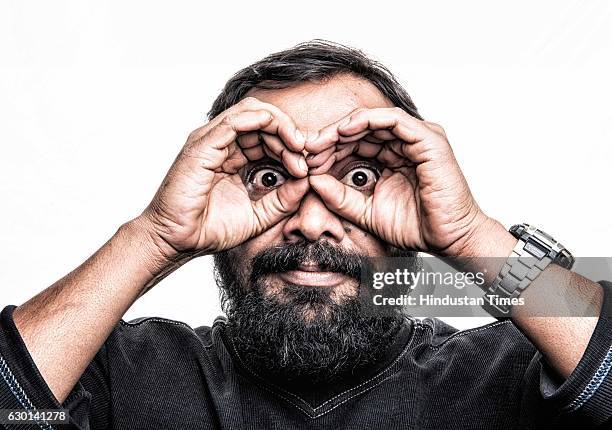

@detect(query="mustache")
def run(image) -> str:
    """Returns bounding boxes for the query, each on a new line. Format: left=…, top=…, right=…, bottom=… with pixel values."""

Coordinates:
left=249, top=240, right=363, bottom=284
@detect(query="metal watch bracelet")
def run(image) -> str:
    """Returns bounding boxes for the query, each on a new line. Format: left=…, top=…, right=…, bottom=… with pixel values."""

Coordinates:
left=482, top=224, right=574, bottom=317
left=483, top=238, right=552, bottom=316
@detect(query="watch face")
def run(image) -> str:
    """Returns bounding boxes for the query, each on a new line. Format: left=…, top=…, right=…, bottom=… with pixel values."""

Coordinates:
left=512, top=223, right=574, bottom=269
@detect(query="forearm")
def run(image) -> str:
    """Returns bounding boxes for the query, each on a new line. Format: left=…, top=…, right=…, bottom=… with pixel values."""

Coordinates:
left=511, top=265, right=603, bottom=378
left=12, top=218, right=172, bottom=403
left=449, top=217, right=604, bottom=378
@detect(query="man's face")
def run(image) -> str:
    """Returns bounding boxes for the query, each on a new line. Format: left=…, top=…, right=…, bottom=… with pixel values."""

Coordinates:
left=231, top=74, right=397, bottom=302
left=214, top=74, right=414, bottom=384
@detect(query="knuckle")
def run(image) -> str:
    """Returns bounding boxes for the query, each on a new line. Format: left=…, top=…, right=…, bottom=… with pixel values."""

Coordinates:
left=187, top=130, right=199, bottom=142
left=239, top=96, right=259, bottom=108
left=392, top=106, right=406, bottom=116
left=427, top=122, right=446, bottom=136
left=352, top=107, right=368, bottom=117
left=179, top=143, right=196, bottom=160
left=257, top=109, right=274, bottom=122
left=221, top=113, right=236, bottom=128
left=187, top=125, right=207, bottom=142
left=181, top=136, right=204, bottom=154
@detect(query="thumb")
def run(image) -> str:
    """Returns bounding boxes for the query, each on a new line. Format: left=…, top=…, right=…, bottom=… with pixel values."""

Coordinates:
left=251, top=178, right=310, bottom=233
left=308, top=174, right=371, bottom=228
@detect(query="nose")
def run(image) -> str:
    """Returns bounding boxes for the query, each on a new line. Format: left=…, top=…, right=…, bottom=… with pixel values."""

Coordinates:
left=282, top=191, right=346, bottom=243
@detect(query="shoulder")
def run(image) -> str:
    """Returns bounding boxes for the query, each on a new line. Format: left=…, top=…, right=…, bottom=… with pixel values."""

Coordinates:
left=411, top=317, right=536, bottom=360
left=402, top=318, right=538, bottom=395
left=107, top=315, right=225, bottom=354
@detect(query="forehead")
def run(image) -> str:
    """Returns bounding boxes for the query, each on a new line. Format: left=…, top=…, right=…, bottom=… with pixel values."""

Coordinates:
left=245, top=74, right=395, bottom=132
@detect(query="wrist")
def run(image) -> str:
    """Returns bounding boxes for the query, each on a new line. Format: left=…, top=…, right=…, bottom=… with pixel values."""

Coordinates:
left=119, top=217, right=179, bottom=278
left=444, top=214, right=518, bottom=286
left=456, top=215, right=516, bottom=259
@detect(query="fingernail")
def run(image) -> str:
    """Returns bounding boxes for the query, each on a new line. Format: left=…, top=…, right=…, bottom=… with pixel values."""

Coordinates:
left=295, top=129, right=306, bottom=145
left=298, top=157, right=308, bottom=172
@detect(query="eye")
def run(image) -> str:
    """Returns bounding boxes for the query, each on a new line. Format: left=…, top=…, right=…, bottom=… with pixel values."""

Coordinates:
left=248, top=167, right=287, bottom=190
left=341, top=165, right=380, bottom=190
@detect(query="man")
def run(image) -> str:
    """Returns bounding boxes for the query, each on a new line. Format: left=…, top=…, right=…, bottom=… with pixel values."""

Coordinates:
left=0, top=41, right=610, bottom=429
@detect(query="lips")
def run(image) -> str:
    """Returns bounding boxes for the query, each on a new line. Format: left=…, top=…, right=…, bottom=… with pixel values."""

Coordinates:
left=295, top=261, right=325, bottom=272
left=277, top=261, right=355, bottom=287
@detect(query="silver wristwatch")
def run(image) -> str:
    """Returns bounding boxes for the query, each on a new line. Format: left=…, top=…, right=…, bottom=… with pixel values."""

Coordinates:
left=484, top=223, right=575, bottom=316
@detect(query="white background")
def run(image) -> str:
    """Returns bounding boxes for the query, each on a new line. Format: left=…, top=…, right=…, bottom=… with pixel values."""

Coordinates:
left=1, top=1, right=611, bottom=330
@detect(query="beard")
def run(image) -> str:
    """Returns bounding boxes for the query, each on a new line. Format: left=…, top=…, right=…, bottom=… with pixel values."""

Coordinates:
left=214, top=240, right=419, bottom=385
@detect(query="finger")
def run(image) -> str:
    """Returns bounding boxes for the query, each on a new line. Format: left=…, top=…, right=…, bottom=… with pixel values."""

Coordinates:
left=213, top=96, right=307, bottom=152
left=242, top=145, right=265, bottom=162
left=377, top=146, right=406, bottom=168
left=362, top=134, right=385, bottom=144
left=258, top=132, right=285, bottom=154
left=220, top=145, right=248, bottom=174
left=305, top=146, right=336, bottom=168
left=333, top=142, right=359, bottom=162
left=308, top=174, right=371, bottom=228
left=282, top=150, right=308, bottom=178
left=251, top=178, right=310, bottom=233
left=304, top=107, right=370, bottom=153
left=261, top=117, right=306, bottom=152
left=337, top=130, right=370, bottom=143
left=185, top=110, right=274, bottom=170
left=192, top=95, right=305, bottom=146
left=304, top=120, right=340, bottom=153
left=337, top=108, right=453, bottom=165
left=260, top=134, right=307, bottom=178
left=423, top=121, right=447, bottom=137
left=355, top=141, right=383, bottom=158
left=236, top=131, right=261, bottom=149
left=186, top=97, right=272, bottom=142
left=262, top=145, right=281, bottom=163
left=337, top=108, right=428, bottom=144
left=370, top=129, right=396, bottom=141
left=308, top=154, right=336, bottom=175
left=244, top=100, right=306, bottom=152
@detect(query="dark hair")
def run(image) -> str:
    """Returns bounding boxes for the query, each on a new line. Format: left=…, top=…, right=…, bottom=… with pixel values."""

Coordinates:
left=208, top=40, right=421, bottom=120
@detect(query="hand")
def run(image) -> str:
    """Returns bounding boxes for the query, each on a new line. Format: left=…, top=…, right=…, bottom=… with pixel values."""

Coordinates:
left=138, top=97, right=310, bottom=259
left=305, top=107, right=491, bottom=257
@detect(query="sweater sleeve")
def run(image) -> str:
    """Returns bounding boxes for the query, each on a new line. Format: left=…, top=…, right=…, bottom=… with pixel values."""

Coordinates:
left=538, top=281, right=612, bottom=427
left=0, top=305, right=111, bottom=430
